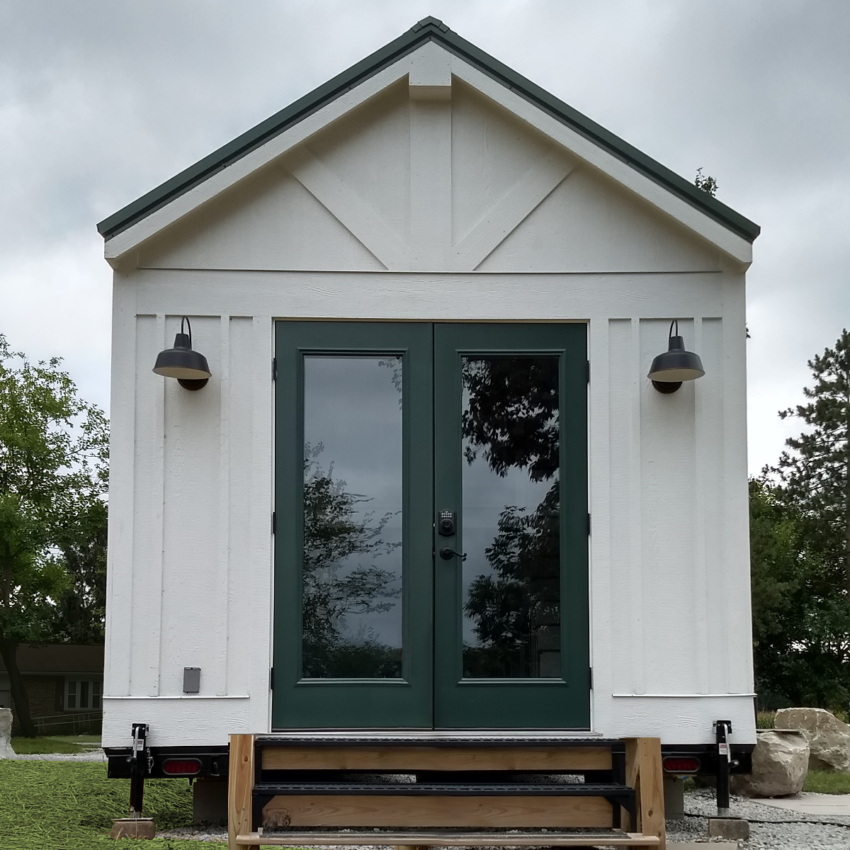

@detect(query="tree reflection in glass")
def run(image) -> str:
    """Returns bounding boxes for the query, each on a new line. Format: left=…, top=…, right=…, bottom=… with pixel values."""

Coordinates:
left=461, top=355, right=561, bottom=678
left=301, top=356, right=403, bottom=679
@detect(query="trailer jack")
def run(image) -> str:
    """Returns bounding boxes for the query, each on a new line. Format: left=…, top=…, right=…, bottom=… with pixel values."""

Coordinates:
left=109, top=723, right=156, bottom=840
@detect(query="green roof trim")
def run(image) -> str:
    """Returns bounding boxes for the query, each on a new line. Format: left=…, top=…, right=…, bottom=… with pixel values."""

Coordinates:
left=98, top=17, right=760, bottom=243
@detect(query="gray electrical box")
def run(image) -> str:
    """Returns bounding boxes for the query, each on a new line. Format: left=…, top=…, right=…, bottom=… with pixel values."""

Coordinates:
left=183, top=667, right=201, bottom=694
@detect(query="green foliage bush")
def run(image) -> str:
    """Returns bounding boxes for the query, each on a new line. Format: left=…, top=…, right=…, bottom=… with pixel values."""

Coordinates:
left=0, top=761, right=213, bottom=848
left=756, top=711, right=775, bottom=729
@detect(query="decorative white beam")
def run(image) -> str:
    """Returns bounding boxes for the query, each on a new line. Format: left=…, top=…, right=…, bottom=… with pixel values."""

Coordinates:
left=453, top=150, right=575, bottom=271
left=285, top=148, right=409, bottom=271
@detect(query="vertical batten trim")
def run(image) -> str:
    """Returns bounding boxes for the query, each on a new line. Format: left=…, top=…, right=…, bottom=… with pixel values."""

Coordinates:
left=692, top=317, right=710, bottom=694
left=630, top=318, right=645, bottom=695
left=149, top=313, right=167, bottom=698
left=723, top=277, right=750, bottom=693
left=409, top=99, right=452, bottom=270
left=218, top=316, right=231, bottom=695
left=104, top=282, right=136, bottom=696
left=588, top=319, right=609, bottom=725
left=250, top=316, right=274, bottom=731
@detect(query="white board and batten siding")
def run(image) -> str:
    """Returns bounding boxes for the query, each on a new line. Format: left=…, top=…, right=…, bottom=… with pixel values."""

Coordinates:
left=103, top=39, right=755, bottom=747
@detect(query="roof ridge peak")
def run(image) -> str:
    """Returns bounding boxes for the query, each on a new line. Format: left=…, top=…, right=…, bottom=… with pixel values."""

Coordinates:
left=412, top=17, right=449, bottom=33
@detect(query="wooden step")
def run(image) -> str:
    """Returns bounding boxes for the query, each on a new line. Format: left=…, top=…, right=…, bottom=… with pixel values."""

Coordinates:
left=260, top=792, right=616, bottom=829
left=234, top=829, right=661, bottom=847
left=257, top=735, right=620, bottom=773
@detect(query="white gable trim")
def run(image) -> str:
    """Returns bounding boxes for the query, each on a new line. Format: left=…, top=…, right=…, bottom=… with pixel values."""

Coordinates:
left=449, top=59, right=752, bottom=265
left=104, top=59, right=414, bottom=264
left=105, top=42, right=751, bottom=266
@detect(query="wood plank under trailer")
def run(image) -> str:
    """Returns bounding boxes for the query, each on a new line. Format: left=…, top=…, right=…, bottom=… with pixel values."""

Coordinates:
left=234, top=830, right=661, bottom=847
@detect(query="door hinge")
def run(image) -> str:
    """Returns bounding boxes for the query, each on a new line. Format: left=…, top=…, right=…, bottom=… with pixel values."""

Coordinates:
left=272, top=357, right=277, bottom=382
left=269, top=667, right=274, bottom=691
left=586, top=360, right=590, bottom=383
left=587, top=513, right=591, bottom=536
left=272, top=512, right=276, bottom=535
left=589, top=667, right=593, bottom=689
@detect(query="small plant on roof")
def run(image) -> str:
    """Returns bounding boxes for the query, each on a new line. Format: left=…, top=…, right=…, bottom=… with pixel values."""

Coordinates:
left=694, top=167, right=719, bottom=197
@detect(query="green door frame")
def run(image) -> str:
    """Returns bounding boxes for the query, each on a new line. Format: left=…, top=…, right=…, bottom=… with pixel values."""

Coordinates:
left=272, top=321, right=589, bottom=730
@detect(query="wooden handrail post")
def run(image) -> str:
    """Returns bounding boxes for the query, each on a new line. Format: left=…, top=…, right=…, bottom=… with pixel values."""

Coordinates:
left=229, top=734, right=256, bottom=850
left=624, top=738, right=665, bottom=850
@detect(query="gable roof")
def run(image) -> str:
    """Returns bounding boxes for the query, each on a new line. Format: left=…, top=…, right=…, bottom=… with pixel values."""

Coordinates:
left=97, top=17, right=759, bottom=245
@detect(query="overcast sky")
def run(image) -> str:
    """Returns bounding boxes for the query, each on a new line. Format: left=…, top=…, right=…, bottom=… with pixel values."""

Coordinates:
left=1, top=0, right=847, bottom=475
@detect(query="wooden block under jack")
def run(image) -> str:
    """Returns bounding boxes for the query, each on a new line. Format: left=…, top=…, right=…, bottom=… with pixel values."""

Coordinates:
left=110, top=817, right=156, bottom=839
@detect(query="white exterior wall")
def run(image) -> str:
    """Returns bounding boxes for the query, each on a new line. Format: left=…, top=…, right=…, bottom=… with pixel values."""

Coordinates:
left=103, top=42, right=755, bottom=748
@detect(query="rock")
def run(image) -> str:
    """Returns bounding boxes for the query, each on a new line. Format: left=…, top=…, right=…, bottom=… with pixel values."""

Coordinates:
left=0, top=709, right=14, bottom=758
left=775, top=707, right=850, bottom=773
left=731, top=730, right=809, bottom=797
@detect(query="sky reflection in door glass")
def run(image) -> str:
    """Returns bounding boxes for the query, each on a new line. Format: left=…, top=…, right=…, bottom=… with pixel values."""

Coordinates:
left=461, top=355, right=561, bottom=679
left=301, top=355, right=403, bottom=679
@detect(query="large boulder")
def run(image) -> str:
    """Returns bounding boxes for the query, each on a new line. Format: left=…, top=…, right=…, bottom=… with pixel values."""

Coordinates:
left=0, top=709, right=14, bottom=758
left=731, top=730, right=809, bottom=798
left=775, top=707, right=850, bottom=773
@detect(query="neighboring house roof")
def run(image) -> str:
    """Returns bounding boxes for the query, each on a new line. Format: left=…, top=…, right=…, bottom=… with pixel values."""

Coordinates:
left=97, top=17, right=759, bottom=245
left=0, top=644, right=104, bottom=676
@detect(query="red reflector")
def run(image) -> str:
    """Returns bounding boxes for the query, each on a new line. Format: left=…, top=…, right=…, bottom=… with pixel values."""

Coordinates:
left=162, top=758, right=202, bottom=776
left=662, top=756, right=700, bottom=773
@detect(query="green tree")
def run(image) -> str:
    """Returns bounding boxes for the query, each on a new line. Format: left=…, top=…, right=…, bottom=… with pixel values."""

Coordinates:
left=776, top=329, right=850, bottom=600
left=749, top=477, right=850, bottom=707
left=0, top=335, right=108, bottom=736
left=752, top=330, right=850, bottom=708
left=50, top=496, right=108, bottom=644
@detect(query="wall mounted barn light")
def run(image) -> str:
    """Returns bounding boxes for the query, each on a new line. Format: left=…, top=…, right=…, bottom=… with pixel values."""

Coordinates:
left=152, top=317, right=211, bottom=391
left=648, top=320, right=705, bottom=394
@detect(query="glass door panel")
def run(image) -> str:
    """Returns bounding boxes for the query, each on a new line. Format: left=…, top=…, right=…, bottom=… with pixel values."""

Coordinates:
left=434, top=324, right=588, bottom=729
left=273, top=322, right=433, bottom=729
left=461, top=355, right=561, bottom=680
left=302, top=355, right=404, bottom=679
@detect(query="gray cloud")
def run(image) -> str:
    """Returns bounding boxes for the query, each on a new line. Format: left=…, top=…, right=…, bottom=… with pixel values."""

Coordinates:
left=1, top=0, right=847, bottom=472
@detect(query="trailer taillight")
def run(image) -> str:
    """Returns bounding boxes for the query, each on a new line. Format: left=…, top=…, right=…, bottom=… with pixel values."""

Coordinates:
left=162, top=758, right=202, bottom=776
left=662, top=756, right=700, bottom=774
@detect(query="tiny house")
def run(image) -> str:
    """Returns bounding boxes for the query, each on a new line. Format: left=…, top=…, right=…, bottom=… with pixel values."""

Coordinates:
left=99, top=17, right=759, bottom=824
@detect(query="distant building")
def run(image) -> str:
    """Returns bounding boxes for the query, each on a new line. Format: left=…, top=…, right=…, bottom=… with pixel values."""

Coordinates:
left=0, top=644, right=104, bottom=735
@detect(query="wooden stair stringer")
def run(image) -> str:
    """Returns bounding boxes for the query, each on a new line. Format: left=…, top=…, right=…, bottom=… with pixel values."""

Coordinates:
left=227, top=734, right=667, bottom=850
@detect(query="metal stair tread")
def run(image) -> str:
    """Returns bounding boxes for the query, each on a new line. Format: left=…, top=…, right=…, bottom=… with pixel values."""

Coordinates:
left=255, top=735, right=622, bottom=748
left=252, top=781, right=635, bottom=796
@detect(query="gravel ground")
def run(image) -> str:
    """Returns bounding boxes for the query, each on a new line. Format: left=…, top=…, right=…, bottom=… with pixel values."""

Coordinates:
left=157, top=789, right=850, bottom=847
left=669, top=788, right=850, bottom=848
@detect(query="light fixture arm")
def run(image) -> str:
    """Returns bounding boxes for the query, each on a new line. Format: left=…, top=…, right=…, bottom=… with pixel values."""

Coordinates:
left=181, top=316, right=193, bottom=348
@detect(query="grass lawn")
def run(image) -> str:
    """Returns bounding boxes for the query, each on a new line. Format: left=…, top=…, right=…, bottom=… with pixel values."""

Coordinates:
left=0, top=760, right=222, bottom=848
left=10, top=737, right=89, bottom=755
left=803, top=769, right=850, bottom=794
left=10, top=735, right=103, bottom=755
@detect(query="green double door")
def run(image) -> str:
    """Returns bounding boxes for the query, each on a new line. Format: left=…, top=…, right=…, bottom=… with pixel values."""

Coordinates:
left=273, top=322, right=589, bottom=730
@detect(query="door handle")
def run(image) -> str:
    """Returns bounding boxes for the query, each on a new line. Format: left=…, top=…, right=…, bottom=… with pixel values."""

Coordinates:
left=439, top=547, right=467, bottom=562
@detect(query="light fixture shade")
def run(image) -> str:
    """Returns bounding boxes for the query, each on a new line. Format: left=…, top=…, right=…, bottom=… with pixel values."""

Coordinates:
left=647, top=335, right=705, bottom=383
left=153, top=318, right=211, bottom=390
